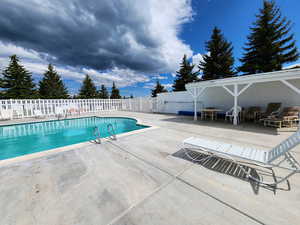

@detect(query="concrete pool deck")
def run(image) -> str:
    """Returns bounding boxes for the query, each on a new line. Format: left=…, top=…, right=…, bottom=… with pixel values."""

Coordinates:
left=0, top=112, right=299, bottom=225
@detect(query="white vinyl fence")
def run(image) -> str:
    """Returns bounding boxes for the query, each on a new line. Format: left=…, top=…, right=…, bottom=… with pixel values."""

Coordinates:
left=122, top=97, right=157, bottom=113
left=0, top=98, right=156, bottom=119
left=0, top=99, right=123, bottom=118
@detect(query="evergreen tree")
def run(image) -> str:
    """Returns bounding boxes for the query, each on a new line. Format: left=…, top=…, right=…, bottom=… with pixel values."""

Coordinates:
left=78, top=74, right=97, bottom=98
left=130, top=94, right=134, bottom=99
left=110, top=82, right=121, bottom=99
left=97, top=84, right=109, bottom=99
left=0, top=77, right=3, bottom=99
left=1, top=55, right=37, bottom=99
left=39, top=64, right=68, bottom=99
left=0, top=73, right=3, bottom=98
left=172, top=55, right=198, bottom=91
left=239, top=0, right=299, bottom=74
left=199, top=27, right=235, bottom=80
left=151, top=80, right=167, bottom=97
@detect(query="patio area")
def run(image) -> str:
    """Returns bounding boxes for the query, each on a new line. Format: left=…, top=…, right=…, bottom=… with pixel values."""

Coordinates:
left=0, top=111, right=299, bottom=225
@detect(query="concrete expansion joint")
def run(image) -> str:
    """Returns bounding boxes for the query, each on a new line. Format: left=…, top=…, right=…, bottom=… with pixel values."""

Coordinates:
left=105, top=140, right=266, bottom=225
left=105, top=140, right=194, bottom=225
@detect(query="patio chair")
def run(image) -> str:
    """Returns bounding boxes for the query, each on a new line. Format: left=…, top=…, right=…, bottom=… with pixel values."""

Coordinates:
left=33, top=109, right=45, bottom=118
left=244, top=106, right=261, bottom=122
left=55, top=107, right=67, bottom=119
left=182, top=130, right=300, bottom=189
left=262, top=107, right=300, bottom=128
left=225, top=106, right=242, bottom=124
left=0, top=109, right=13, bottom=120
left=12, top=105, right=24, bottom=118
left=260, top=102, right=282, bottom=119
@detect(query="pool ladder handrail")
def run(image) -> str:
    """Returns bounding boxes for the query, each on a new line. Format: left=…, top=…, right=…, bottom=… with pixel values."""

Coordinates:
left=107, top=123, right=117, bottom=140
left=93, top=126, right=101, bottom=144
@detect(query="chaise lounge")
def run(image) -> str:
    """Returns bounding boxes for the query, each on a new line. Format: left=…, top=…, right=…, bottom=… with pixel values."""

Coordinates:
left=182, top=129, right=300, bottom=189
left=260, top=102, right=282, bottom=120
left=261, top=106, right=300, bottom=128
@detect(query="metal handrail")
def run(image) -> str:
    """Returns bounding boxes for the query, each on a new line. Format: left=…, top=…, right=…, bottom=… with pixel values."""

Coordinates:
left=93, top=126, right=101, bottom=144
left=107, top=123, right=117, bottom=140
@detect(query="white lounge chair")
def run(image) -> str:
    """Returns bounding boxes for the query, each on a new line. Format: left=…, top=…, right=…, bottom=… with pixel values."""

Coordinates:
left=183, top=130, right=300, bottom=189
left=33, top=109, right=45, bottom=118
left=55, top=107, right=67, bottom=119
left=12, top=105, right=24, bottom=118
left=0, top=109, right=13, bottom=120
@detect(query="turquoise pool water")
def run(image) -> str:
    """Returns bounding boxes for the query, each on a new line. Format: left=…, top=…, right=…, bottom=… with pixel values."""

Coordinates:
left=0, top=117, right=148, bottom=160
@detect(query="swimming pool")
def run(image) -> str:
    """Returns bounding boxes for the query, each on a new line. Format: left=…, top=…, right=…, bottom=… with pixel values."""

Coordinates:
left=0, top=117, right=148, bottom=160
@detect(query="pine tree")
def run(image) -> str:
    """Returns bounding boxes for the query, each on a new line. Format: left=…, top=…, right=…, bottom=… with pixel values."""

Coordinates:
left=199, top=27, right=235, bottom=80
left=97, top=84, right=109, bottom=99
left=0, top=77, right=4, bottom=99
left=78, top=75, right=97, bottom=98
left=2, top=55, right=37, bottom=99
left=130, top=94, right=134, bottom=99
left=172, top=55, right=198, bottom=91
left=39, top=64, right=68, bottom=99
left=0, top=74, right=3, bottom=98
left=239, top=0, right=299, bottom=74
left=110, top=82, right=121, bottom=99
left=151, top=80, right=167, bottom=97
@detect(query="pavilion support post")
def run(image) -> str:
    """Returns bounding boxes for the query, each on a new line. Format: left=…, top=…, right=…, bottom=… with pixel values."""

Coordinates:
left=223, top=83, right=252, bottom=125
left=233, top=84, right=238, bottom=125
left=194, top=98, right=197, bottom=121
left=186, top=87, right=206, bottom=121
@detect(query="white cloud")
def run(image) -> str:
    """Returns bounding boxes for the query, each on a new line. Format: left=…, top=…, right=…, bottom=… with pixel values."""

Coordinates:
left=0, top=0, right=195, bottom=93
left=147, top=0, right=194, bottom=72
left=0, top=0, right=194, bottom=75
left=192, top=53, right=204, bottom=66
left=192, top=52, right=208, bottom=73
left=152, top=74, right=167, bottom=80
left=143, top=82, right=155, bottom=89
left=163, top=83, right=173, bottom=89
left=171, top=72, right=177, bottom=77
left=143, top=82, right=172, bottom=90
left=82, top=67, right=150, bottom=87
left=0, top=42, right=149, bottom=87
left=0, top=41, right=41, bottom=61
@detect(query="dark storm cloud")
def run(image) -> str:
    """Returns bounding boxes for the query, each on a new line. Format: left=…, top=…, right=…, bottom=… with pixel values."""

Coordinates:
left=0, top=0, right=168, bottom=72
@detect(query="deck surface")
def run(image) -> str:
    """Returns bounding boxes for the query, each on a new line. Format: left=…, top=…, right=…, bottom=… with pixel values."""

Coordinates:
left=0, top=112, right=299, bottom=225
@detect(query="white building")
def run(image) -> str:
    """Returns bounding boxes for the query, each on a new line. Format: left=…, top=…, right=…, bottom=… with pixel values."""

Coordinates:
left=156, top=69, right=300, bottom=125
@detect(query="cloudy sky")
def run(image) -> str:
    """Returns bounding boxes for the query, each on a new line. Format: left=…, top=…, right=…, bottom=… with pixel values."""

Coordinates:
left=0, top=0, right=300, bottom=96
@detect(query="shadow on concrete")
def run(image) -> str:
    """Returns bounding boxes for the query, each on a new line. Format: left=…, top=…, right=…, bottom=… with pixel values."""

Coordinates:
left=172, top=148, right=289, bottom=194
left=161, top=115, right=279, bottom=135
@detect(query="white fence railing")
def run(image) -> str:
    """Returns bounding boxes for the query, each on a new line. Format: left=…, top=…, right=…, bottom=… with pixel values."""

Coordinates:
left=0, top=99, right=123, bottom=118
left=0, top=98, right=157, bottom=119
left=122, top=97, right=157, bottom=113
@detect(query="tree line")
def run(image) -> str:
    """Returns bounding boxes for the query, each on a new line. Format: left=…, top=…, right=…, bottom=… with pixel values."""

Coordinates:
left=152, top=0, right=299, bottom=96
left=0, top=55, right=124, bottom=99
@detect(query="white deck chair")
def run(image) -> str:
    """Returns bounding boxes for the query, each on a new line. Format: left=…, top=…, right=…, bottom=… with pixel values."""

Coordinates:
left=55, top=107, right=67, bottom=119
left=12, top=105, right=24, bottom=118
left=0, top=109, right=13, bottom=120
left=225, top=106, right=242, bottom=124
left=183, top=130, right=300, bottom=189
left=67, top=104, right=80, bottom=115
left=33, top=109, right=45, bottom=118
